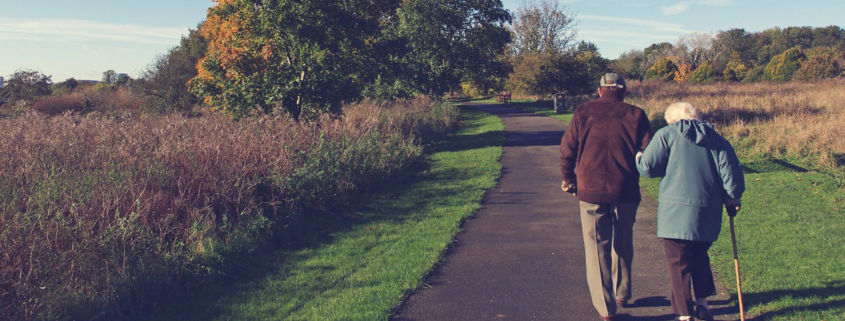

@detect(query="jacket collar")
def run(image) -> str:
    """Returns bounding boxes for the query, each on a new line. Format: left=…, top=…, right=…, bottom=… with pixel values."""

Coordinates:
left=597, top=96, right=623, bottom=103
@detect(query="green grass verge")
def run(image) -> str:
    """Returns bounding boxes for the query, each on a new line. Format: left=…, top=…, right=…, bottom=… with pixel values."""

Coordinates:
left=145, top=106, right=504, bottom=321
left=641, top=162, right=845, bottom=320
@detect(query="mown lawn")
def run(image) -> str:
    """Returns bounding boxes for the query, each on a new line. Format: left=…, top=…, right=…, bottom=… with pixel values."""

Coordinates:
left=146, top=106, right=504, bottom=321
left=640, top=155, right=845, bottom=321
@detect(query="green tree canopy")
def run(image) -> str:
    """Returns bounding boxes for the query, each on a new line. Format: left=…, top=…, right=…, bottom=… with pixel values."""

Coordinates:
left=722, top=51, right=750, bottom=81
left=645, top=58, right=678, bottom=81
left=505, top=1, right=608, bottom=97
left=793, top=46, right=843, bottom=81
left=611, top=50, right=645, bottom=80
left=713, top=28, right=754, bottom=65
left=191, top=0, right=401, bottom=119
left=101, top=70, right=116, bottom=84
left=0, top=70, right=52, bottom=103
left=138, top=26, right=207, bottom=113
left=688, top=61, right=717, bottom=83
left=621, top=25, right=845, bottom=83
left=763, top=47, right=805, bottom=81
left=191, top=0, right=511, bottom=119
left=392, top=0, right=512, bottom=96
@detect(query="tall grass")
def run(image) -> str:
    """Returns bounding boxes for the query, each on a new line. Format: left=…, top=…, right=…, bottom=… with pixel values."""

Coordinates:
left=0, top=97, right=457, bottom=320
left=627, top=79, right=845, bottom=168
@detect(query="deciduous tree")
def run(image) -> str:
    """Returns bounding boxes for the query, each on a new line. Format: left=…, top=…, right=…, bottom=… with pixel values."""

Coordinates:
left=645, top=58, right=678, bottom=81
left=102, top=70, right=116, bottom=84
left=793, top=46, right=843, bottom=81
left=688, top=61, right=717, bottom=83
left=191, top=0, right=511, bottom=119
left=191, top=0, right=401, bottom=119
left=506, top=0, right=606, bottom=97
left=393, top=0, right=512, bottom=96
left=723, top=51, right=750, bottom=81
left=763, top=47, right=805, bottom=81
left=510, top=0, right=577, bottom=55
left=0, top=70, right=52, bottom=103
left=610, top=50, right=645, bottom=80
left=138, top=26, right=207, bottom=112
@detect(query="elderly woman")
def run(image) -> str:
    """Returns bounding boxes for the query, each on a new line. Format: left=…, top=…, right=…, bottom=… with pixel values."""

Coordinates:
left=636, top=102, right=745, bottom=321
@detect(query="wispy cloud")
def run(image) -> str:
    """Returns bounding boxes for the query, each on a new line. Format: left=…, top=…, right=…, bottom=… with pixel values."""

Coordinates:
left=76, top=43, right=100, bottom=58
left=580, top=15, right=697, bottom=34
left=595, top=0, right=651, bottom=7
left=661, top=2, right=692, bottom=15
left=660, top=0, right=735, bottom=15
left=0, top=18, right=187, bottom=45
left=578, top=15, right=701, bottom=57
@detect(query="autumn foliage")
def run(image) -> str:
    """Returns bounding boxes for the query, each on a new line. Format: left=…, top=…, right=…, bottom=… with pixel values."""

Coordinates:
left=191, top=0, right=511, bottom=119
left=614, top=26, right=845, bottom=84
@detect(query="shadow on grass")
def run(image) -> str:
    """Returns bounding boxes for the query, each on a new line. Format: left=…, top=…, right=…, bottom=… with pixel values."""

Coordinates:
left=771, top=159, right=808, bottom=172
left=433, top=130, right=504, bottom=153
left=466, top=100, right=573, bottom=117
left=505, top=100, right=575, bottom=116
left=459, top=104, right=565, bottom=148
left=744, top=281, right=845, bottom=320
left=741, top=158, right=810, bottom=174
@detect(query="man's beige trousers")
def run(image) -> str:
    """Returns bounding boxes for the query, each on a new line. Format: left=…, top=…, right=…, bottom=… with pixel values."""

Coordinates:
left=578, top=201, right=639, bottom=317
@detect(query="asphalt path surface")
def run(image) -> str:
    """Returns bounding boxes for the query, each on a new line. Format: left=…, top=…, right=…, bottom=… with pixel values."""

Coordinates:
left=392, top=103, right=739, bottom=321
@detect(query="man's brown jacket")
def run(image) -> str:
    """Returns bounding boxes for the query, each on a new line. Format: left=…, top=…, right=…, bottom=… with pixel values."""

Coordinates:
left=559, top=96, right=654, bottom=204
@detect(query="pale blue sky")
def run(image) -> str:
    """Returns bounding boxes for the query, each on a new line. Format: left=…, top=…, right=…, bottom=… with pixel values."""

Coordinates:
left=1, top=0, right=843, bottom=81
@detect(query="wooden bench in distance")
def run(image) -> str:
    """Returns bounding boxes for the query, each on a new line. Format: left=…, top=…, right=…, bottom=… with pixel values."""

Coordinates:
left=496, top=92, right=511, bottom=103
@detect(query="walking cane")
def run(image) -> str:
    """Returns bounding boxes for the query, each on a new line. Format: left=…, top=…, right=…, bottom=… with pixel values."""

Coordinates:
left=727, top=205, right=746, bottom=321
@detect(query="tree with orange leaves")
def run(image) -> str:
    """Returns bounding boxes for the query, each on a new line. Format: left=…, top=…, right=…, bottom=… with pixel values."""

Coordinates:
left=191, top=0, right=513, bottom=119
left=673, top=63, right=693, bottom=83
left=191, top=0, right=401, bottom=119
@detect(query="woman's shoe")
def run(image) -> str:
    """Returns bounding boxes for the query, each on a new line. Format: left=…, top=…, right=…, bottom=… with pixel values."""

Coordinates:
left=695, top=305, right=714, bottom=321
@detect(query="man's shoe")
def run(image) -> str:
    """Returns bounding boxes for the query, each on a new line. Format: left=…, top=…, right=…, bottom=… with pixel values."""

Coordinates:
left=600, top=316, right=614, bottom=321
left=673, top=316, right=695, bottom=321
left=615, top=299, right=628, bottom=308
left=694, top=305, right=714, bottom=321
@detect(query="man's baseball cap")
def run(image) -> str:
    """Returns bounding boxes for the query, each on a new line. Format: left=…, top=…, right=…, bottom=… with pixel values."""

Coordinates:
left=600, top=73, right=626, bottom=89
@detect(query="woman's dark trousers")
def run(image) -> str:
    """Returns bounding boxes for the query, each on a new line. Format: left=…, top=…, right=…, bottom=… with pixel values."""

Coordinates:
left=662, top=238, right=717, bottom=316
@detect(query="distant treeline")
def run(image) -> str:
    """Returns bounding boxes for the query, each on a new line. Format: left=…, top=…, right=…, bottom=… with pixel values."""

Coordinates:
left=611, top=26, right=845, bottom=83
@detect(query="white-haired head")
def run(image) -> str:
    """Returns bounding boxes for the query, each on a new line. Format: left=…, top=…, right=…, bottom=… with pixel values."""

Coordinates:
left=664, top=102, right=702, bottom=124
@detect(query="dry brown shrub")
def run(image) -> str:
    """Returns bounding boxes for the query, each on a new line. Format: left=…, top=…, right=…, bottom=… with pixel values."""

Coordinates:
left=31, top=94, right=86, bottom=115
left=626, top=79, right=845, bottom=167
left=0, top=97, right=456, bottom=320
left=81, top=86, right=144, bottom=113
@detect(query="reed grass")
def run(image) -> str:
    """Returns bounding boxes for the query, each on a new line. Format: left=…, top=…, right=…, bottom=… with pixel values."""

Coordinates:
left=0, top=97, right=457, bottom=320
left=627, top=79, right=845, bottom=169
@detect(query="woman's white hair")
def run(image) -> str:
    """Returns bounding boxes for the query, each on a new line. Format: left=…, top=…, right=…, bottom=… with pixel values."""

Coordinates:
left=664, top=102, right=702, bottom=124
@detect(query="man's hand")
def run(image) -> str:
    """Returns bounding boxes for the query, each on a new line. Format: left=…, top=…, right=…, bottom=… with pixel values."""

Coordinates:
left=561, top=180, right=577, bottom=196
left=725, top=198, right=741, bottom=217
left=636, top=151, right=643, bottom=162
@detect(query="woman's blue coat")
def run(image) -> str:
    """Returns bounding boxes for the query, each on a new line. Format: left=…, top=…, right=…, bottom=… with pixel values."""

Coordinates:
left=636, top=119, right=745, bottom=242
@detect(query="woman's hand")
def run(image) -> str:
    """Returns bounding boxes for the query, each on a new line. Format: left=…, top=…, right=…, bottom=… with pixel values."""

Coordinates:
left=725, top=198, right=742, bottom=216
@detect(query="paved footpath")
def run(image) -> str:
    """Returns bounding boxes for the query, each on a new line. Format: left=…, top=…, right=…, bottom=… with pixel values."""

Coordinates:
left=393, top=103, right=738, bottom=321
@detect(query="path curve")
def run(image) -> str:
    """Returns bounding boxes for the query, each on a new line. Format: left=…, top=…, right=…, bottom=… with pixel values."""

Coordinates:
left=392, top=103, right=737, bottom=321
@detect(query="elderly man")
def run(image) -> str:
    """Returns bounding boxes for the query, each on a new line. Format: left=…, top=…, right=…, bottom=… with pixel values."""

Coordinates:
left=559, top=73, right=654, bottom=321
